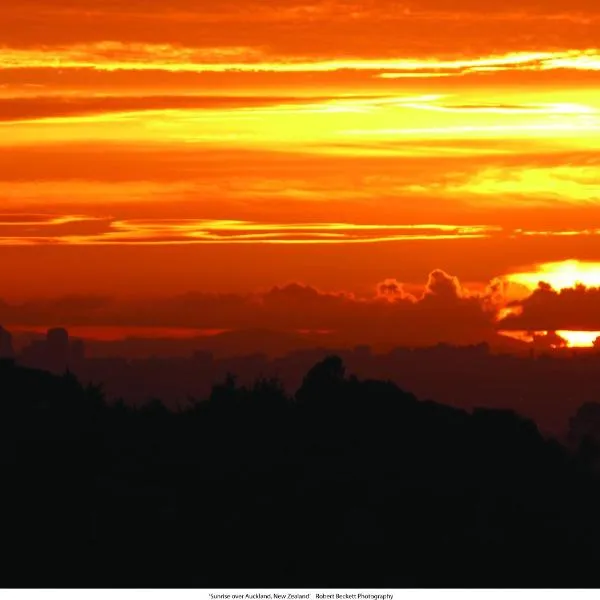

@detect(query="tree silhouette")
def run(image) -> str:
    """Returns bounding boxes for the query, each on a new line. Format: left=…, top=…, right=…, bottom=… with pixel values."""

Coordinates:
left=0, top=357, right=598, bottom=587
left=296, top=354, right=346, bottom=405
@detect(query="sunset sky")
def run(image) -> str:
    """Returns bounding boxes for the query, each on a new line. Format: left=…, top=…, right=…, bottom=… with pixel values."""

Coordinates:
left=2, top=0, right=600, bottom=346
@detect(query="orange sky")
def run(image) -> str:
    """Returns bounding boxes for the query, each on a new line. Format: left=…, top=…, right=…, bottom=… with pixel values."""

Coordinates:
left=1, top=1, right=600, bottom=345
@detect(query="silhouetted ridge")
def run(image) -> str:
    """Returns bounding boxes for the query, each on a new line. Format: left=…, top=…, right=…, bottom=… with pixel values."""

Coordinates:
left=0, top=357, right=599, bottom=587
left=9, top=324, right=600, bottom=434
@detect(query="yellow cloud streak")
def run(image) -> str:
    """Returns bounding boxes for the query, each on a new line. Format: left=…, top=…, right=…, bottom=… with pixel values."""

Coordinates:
left=442, top=165, right=600, bottom=204
left=3, top=96, right=598, bottom=154
left=5, top=219, right=600, bottom=245
left=1, top=44, right=599, bottom=74
left=0, top=217, right=496, bottom=245
left=0, top=214, right=105, bottom=226
left=122, top=220, right=496, bottom=234
left=0, top=234, right=489, bottom=246
left=396, top=102, right=596, bottom=115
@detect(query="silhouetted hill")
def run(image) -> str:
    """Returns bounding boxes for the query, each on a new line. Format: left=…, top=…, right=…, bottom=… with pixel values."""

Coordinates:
left=0, top=357, right=599, bottom=587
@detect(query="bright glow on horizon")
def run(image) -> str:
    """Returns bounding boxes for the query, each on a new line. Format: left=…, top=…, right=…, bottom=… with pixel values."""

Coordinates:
left=557, top=330, right=600, bottom=347
left=504, top=260, right=600, bottom=291
left=499, top=329, right=600, bottom=348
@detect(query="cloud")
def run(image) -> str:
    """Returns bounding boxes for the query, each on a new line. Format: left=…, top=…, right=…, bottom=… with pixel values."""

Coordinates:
left=1, top=44, right=598, bottom=76
left=2, top=2, right=599, bottom=56
left=0, top=214, right=496, bottom=245
left=2, top=141, right=599, bottom=231
left=5, top=0, right=600, bottom=18
left=3, top=212, right=600, bottom=247
left=396, top=0, right=600, bottom=15
left=0, top=269, right=497, bottom=346
left=2, top=90, right=597, bottom=179
left=396, top=101, right=597, bottom=115
left=376, top=279, right=417, bottom=302
left=0, top=94, right=358, bottom=122
left=498, top=283, right=600, bottom=331
left=497, top=261, right=600, bottom=333
left=440, top=165, right=600, bottom=205
left=6, top=266, right=600, bottom=346
left=424, top=269, right=466, bottom=300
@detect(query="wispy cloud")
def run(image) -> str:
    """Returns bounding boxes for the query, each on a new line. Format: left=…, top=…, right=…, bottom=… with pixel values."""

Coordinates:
left=0, top=94, right=365, bottom=122
left=0, top=215, right=498, bottom=245
left=377, top=50, right=600, bottom=78
left=4, top=214, right=600, bottom=246
left=441, top=165, right=600, bottom=205
left=2, top=43, right=599, bottom=76
left=3, top=91, right=598, bottom=158
left=3, top=93, right=595, bottom=125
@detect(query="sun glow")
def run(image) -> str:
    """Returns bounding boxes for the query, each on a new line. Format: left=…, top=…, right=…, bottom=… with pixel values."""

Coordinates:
left=557, top=330, right=600, bottom=347
left=498, top=329, right=600, bottom=348
left=499, top=261, right=600, bottom=349
left=504, top=260, right=600, bottom=291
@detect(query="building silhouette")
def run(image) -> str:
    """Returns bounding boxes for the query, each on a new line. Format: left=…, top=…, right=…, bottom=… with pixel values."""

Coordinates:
left=21, top=327, right=85, bottom=373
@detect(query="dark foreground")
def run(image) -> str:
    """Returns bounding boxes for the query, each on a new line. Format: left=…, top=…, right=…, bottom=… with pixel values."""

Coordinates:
left=1, top=356, right=599, bottom=587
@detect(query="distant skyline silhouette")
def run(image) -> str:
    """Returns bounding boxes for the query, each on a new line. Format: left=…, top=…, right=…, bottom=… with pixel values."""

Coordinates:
left=5, top=323, right=600, bottom=437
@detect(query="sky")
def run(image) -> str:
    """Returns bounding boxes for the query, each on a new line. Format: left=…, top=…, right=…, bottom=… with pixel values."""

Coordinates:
left=1, top=1, right=600, bottom=346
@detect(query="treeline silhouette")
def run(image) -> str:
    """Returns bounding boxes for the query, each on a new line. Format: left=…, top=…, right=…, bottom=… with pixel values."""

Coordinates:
left=1, top=356, right=600, bottom=587
left=10, top=324, right=600, bottom=436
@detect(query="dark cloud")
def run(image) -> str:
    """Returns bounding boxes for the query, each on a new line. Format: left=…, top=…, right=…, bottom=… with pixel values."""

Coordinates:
left=499, top=283, right=600, bottom=330
left=423, top=269, right=466, bottom=301
left=376, top=278, right=416, bottom=301
left=7, top=269, right=600, bottom=345
left=0, top=270, right=496, bottom=346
